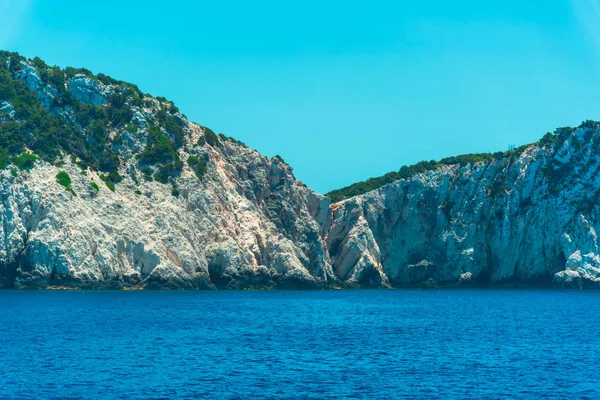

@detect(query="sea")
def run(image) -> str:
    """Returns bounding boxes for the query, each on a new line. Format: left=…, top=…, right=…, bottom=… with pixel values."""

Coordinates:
left=1, top=289, right=599, bottom=399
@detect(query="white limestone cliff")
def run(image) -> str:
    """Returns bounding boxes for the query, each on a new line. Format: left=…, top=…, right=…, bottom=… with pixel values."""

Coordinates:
left=1, top=55, right=599, bottom=289
left=0, top=124, right=335, bottom=289
left=326, top=126, right=600, bottom=288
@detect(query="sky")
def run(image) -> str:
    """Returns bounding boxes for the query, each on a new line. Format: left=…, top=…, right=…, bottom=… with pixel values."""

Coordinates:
left=1, top=0, right=600, bottom=193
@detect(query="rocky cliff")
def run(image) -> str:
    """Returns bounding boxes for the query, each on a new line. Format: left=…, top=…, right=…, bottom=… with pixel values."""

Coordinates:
left=0, top=52, right=599, bottom=289
left=326, top=125, right=600, bottom=289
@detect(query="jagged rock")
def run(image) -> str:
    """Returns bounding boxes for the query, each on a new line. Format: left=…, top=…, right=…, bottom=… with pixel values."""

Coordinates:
left=0, top=132, right=338, bottom=289
left=14, top=60, right=60, bottom=109
left=38, top=85, right=58, bottom=109
left=131, top=108, right=148, bottom=127
left=67, top=74, right=110, bottom=105
left=2, top=53, right=600, bottom=290
left=459, top=271, right=472, bottom=284
left=3, top=122, right=600, bottom=290
left=327, top=126, right=600, bottom=288
left=15, top=61, right=42, bottom=91
left=0, top=101, right=15, bottom=119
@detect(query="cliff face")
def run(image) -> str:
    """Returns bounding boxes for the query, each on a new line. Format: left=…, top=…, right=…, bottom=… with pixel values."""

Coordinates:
left=326, top=126, right=600, bottom=288
left=0, top=134, right=335, bottom=289
left=0, top=53, right=599, bottom=289
left=0, top=53, right=334, bottom=289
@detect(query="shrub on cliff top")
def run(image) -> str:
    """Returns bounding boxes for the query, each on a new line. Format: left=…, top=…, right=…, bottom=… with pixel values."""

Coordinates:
left=327, top=154, right=495, bottom=202
left=202, top=127, right=220, bottom=147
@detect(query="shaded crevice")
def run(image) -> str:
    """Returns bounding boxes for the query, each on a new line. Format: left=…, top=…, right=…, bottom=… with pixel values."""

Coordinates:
left=208, top=268, right=233, bottom=289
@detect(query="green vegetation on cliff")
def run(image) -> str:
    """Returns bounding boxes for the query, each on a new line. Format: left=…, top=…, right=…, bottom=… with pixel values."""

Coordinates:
left=326, top=121, right=599, bottom=202
left=12, top=153, right=37, bottom=170
left=326, top=154, right=501, bottom=202
left=0, top=51, right=189, bottom=188
left=56, top=171, right=75, bottom=194
left=187, top=154, right=209, bottom=180
left=3, top=52, right=599, bottom=205
left=55, top=170, right=72, bottom=187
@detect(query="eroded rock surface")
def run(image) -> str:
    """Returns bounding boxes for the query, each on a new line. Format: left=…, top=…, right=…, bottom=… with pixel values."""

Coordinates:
left=1, top=54, right=600, bottom=289
left=0, top=129, right=335, bottom=289
left=327, top=126, right=600, bottom=289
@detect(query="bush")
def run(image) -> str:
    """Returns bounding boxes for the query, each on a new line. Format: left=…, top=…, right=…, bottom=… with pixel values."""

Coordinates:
left=439, top=153, right=493, bottom=167
left=0, top=121, right=25, bottom=154
left=107, top=93, right=133, bottom=127
left=96, top=73, right=120, bottom=86
left=539, top=126, right=576, bottom=149
left=0, top=149, right=8, bottom=169
left=153, top=163, right=175, bottom=183
left=99, top=174, right=115, bottom=192
left=138, top=126, right=177, bottom=164
left=106, top=171, right=122, bottom=183
left=56, top=171, right=72, bottom=187
left=171, top=183, right=180, bottom=197
left=125, top=124, right=137, bottom=135
left=202, top=126, right=220, bottom=147
left=580, top=120, right=599, bottom=129
left=56, top=171, right=75, bottom=194
left=13, top=153, right=37, bottom=170
left=489, top=178, right=507, bottom=197
left=543, top=159, right=571, bottom=190
left=98, top=150, right=120, bottom=173
left=65, top=66, right=94, bottom=79
left=90, top=182, right=99, bottom=191
left=327, top=160, right=443, bottom=202
left=187, top=153, right=209, bottom=180
left=140, top=167, right=153, bottom=181
left=31, top=57, right=48, bottom=70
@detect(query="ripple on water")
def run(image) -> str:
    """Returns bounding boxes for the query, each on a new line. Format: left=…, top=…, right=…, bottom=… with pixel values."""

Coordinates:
left=0, top=290, right=599, bottom=399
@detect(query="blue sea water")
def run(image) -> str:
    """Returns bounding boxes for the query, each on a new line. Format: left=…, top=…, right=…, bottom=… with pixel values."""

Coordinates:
left=1, top=290, right=599, bottom=399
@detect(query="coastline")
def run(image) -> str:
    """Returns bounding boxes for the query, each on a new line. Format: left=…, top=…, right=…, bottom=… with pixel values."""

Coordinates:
left=2, top=281, right=597, bottom=291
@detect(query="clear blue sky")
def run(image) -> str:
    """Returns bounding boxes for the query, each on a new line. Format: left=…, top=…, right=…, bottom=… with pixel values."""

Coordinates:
left=1, top=0, right=600, bottom=193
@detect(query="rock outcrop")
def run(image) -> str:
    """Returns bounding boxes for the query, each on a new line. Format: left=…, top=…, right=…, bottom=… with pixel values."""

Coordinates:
left=67, top=74, right=110, bottom=106
left=1, top=52, right=599, bottom=289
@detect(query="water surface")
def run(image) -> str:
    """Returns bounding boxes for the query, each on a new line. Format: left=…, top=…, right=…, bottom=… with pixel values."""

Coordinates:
left=1, top=290, right=599, bottom=399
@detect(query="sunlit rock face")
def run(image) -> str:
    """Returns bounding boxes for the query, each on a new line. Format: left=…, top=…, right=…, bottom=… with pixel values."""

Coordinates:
left=0, top=128, right=335, bottom=289
left=327, top=125, right=600, bottom=289
left=1, top=55, right=599, bottom=289
left=3, top=123, right=600, bottom=289
left=67, top=74, right=111, bottom=106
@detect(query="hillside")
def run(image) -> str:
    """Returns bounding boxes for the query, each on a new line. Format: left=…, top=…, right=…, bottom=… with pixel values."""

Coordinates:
left=325, top=125, right=594, bottom=202
left=0, top=51, right=599, bottom=289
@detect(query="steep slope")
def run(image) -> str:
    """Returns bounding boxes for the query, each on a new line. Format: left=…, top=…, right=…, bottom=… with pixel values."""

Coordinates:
left=326, top=124, right=600, bottom=288
left=0, top=52, right=333, bottom=289
left=0, top=51, right=599, bottom=289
